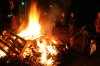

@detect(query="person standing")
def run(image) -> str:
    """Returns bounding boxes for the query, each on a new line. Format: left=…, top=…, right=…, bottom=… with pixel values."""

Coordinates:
left=19, top=17, right=23, bottom=26
left=69, top=13, right=74, bottom=36
left=59, top=12, right=66, bottom=34
left=70, top=25, right=98, bottom=57
left=11, top=15, right=18, bottom=33
left=94, top=12, right=100, bottom=38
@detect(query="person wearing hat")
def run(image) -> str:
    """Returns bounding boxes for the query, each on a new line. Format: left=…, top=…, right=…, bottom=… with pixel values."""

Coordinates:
left=69, top=13, right=75, bottom=36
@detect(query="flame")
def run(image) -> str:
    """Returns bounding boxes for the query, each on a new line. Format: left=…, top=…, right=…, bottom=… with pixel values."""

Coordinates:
left=17, top=2, right=58, bottom=66
left=36, top=38, right=57, bottom=65
left=18, top=3, right=41, bottom=40
left=0, top=50, right=6, bottom=57
left=0, top=47, right=9, bottom=58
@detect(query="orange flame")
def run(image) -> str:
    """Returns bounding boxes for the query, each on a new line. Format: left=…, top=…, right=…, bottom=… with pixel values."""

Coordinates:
left=18, top=3, right=41, bottom=40
left=17, top=2, right=58, bottom=66
left=0, top=47, right=9, bottom=58
left=0, top=50, right=6, bottom=57
left=36, top=38, right=57, bottom=65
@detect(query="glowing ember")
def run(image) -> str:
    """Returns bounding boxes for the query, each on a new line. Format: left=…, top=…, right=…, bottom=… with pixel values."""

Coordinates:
left=36, top=38, right=58, bottom=65
left=0, top=50, right=6, bottom=57
left=0, top=47, right=9, bottom=58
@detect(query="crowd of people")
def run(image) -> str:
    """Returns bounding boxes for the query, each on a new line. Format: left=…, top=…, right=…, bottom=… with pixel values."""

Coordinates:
left=49, top=12, right=100, bottom=60
left=39, top=11, right=100, bottom=60
left=69, top=12, right=100, bottom=59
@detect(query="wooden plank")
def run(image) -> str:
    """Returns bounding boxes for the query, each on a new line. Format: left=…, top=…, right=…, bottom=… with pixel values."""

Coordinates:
left=0, top=46, right=11, bottom=58
left=0, top=39, right=19, bottom=55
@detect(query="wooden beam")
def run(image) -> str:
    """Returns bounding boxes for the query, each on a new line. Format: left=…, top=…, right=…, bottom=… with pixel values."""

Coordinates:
left=0, top=39, right=19, bottom=55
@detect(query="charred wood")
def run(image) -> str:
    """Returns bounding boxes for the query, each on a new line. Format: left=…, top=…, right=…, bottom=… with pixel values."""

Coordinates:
left=5, top=29, right=26, bottom=43
left=0, top=47, right=11, bottom=58
left=5, top=37, right=23, bottom=49
left=0, top=39, right=19, bottom=55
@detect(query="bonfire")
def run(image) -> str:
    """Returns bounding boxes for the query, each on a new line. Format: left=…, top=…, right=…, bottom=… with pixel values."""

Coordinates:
left=0, top=1, right=68, bottom=66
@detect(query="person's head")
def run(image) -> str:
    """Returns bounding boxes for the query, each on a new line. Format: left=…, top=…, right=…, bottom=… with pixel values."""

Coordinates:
left=82, top=25, right=90, bottom=33
left=71, top=13, right=74, bottom=17
left=82, top=25, right=96, bottom=34
left=61, top=12, right=65, bottom=17
left=91, top=40, right=95, bottom=44
left=12, top=16, right=16, bottom=19
left=83, top=30, right=88, bottom=34
left=98, top=12, right=100, bottom=18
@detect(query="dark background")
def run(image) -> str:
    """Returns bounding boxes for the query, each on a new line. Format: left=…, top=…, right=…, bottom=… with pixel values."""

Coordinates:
left=0, top=0, right=100, bottom=29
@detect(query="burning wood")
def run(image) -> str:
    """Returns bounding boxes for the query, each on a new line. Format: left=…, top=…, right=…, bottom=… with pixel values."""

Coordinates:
left=0, top=29, right=27, bottom=58
left=5, top=29, right=26, bottom=44
left=0, top=1, right=69, bottom=66
left=0, top=29, right=67, bottom=66
left=15, top=2, right=63, bottom=65
left=0, top=46, right=11, bottom=58
left=0, top=39, right=19, bottom=55
left=18, top=36, right=63, bottom=66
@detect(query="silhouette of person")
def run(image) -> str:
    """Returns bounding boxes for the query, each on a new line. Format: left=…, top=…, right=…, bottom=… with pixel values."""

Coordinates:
left=69, top=13, right=74, bottom=36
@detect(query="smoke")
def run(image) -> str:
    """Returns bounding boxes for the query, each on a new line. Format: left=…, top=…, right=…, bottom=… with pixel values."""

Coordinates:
left=41, top=0, right=72, bottom=37
left=46, top=4, right=62, bottom=37
left=17, top=0, right=73, bottom=37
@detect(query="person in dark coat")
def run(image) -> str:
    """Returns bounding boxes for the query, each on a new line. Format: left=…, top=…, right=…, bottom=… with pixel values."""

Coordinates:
left=70, top=25, right=98, bottom=56
left=59, top=12, right=66, bottom=34
left=11, top=15, right=18, bottom=33
left=69, top=13, right=74, bottom=36
left=94, top=12, right=100, bottom=40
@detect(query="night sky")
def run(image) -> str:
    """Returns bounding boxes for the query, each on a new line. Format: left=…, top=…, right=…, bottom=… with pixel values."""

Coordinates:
left=0, top=0, right=100, bottom=27
left=72, top=0, right=100, bottom=26
left=39, top=0, right=100, bottom=27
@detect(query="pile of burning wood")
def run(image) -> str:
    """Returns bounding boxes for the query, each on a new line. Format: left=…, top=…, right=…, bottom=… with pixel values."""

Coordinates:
left=0, top=29, right=69, bottom=66
left=0, top=1, right=70, bottom=66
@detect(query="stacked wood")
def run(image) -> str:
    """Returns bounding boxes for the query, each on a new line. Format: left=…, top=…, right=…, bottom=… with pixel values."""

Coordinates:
left=0, top=29, right=26, bottom=58
left=0, top=29, right=67, bottom=66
